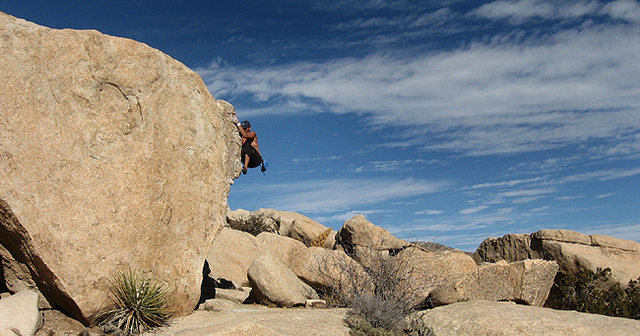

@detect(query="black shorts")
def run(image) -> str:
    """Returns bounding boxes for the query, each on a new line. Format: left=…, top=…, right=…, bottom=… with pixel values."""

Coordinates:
left=241, top=142, right=263, bottom=168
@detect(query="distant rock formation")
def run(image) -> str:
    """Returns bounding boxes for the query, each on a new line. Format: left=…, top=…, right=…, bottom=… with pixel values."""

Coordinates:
left=429, top=259, right=558, bottom=307
left=474, top=229, right=640, bottom=286
left=0, top=12, right=240, bottom=324
left=227, top=208, right=335, bottom=248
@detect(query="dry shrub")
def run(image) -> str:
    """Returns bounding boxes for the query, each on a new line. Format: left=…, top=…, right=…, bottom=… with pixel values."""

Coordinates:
left=310, top=239, right=436, bottom=334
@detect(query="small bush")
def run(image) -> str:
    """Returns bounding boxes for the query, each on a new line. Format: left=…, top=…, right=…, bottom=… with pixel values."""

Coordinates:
left=98, top=269, right=172, bottom=335
left=549, top=267, right=640, bottom=319
left=312, top=243, right=430, bottom=334
left=345, top=314, right=398, bottom=336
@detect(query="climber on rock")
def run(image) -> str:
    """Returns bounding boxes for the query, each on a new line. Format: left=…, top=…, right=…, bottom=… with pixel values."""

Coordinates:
left=234, top=118, right=266, bottom=175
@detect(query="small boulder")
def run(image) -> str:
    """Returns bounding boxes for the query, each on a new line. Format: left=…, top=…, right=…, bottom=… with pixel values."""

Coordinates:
left=428, top=259, right=558, bottom=306
left=247, top=255, right=318, bottom=307
left=207, top=228, right=262, bottom=287
left=0, top=290, right=42, bottom=336
left=215, top=288, right=251, bottom=305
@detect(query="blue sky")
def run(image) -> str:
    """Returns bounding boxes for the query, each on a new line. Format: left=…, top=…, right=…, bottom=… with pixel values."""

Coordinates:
left=4, top=1, right=639, bottom=251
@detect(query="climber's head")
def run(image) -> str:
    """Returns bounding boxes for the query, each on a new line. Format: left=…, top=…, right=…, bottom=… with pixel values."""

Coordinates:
left=240, top=120, right=251, bottom=130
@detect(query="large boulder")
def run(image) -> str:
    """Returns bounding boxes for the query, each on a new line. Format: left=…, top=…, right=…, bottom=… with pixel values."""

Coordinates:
left=336, top=215, right=411, bottom=267
left=291, top=247, right=370, bottom=303
left=393, top=247, right=478, bottom=307
left=207, top=228, right=262, bottom=287
left=0, top=12, right=239, bottom=323
left=256, top=232, right=307, bottom=268
left=0, top=290, right=42, bottom=336
left=428, top=259, right=558, bottom=306
left=407, top=300, right=640, bottom=336
left=247, top=255, right=318, bottom=307
left=474, top=230, right=640, bottom=286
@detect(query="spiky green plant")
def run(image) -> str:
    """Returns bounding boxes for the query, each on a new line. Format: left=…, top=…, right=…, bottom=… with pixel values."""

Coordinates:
left=99, top=269, right=172, bottom=335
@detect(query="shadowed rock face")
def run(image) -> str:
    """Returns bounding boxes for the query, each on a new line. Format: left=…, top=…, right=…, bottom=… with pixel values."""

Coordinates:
left=0, top=12, right=240, bottom=324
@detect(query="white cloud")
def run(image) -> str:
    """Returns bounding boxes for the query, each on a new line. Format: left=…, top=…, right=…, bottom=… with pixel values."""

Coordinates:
left=314, top=209, right=388, bottom=224
left=253, top=178, right=449, bottom=213
left=415, top=209, right=445, bottom=215
left=500, top=188, right=556, bottom=197
left=553, top=167, right=640, bottom=184
left=459, top=205, right=489, bottom=214
left=582, top=222, right=640, bottom=241
left=472, top=0, right=557, bottom=22
left=199, top=23, right=640, bottom=156
left=292, top=155, right=343, bottom=163
left=595, top=192, right=616, bottom=199
left=472, top=0, right=640, bottom=23
left=556, top=195, right=584, bottom=201
left=352, top=159, right=444, bottom=173
left=529, top=205, right=550, bottom=212
left=497, top=207, right=515, bottom=214
left=470, top=177, right=545, bottom=189
left=512, top=196, right=544, bottom=204
left=603, top=0, right=640, bottom=23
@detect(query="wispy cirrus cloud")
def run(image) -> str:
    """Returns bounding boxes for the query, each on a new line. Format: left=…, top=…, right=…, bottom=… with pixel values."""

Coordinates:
left=469, top=166, right=640, bottom=193
left=351, top=159, right=444, bottom=173
left=315, top=209, right=390, bottom=224
left=459, top=205, right=489, bottom=214
left=472, top=0, right=640, bottom=23
left=199, top=21, right=640, bottom=156
left=241, top=177, right=450, bottom=213
left=415, top=209, right=445, bottom=215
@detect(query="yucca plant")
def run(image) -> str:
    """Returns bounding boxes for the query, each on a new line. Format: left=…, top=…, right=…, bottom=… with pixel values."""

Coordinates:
left=98, top=268, right=172, bottom=335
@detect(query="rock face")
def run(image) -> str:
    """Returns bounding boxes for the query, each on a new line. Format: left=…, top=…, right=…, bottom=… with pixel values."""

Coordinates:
left=428, top=259, right=558, bottom=306
left=0, top=290, right=43, bottom=336
left=0, top=12, right=239, bottom=323
left=408, top=300, right=640, bottom=336
left=256, top=232, right=307, bottom=268
left=207, top=228, right=262, bottom=287
left=474, top=229, right=640, bottom=286
left=247, top=255, right=319, bottom=308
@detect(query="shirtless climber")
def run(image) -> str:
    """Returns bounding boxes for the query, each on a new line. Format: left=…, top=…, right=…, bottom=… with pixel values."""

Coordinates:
left=235, top=119, right=266, bottom=174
